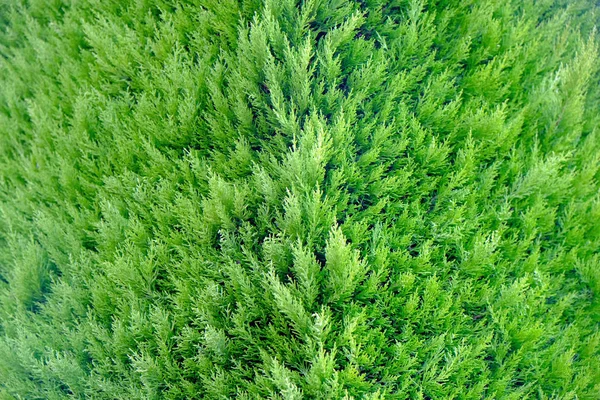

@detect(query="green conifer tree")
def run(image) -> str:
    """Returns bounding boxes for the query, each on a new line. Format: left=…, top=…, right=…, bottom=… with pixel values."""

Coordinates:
left=0, top=0, right=599, bottom=398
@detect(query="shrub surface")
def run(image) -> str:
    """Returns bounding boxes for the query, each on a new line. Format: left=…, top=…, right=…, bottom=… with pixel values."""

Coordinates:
left=1, top=0, right=599, bottom=398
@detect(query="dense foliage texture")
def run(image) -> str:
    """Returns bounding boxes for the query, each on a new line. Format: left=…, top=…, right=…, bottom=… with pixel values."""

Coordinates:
left=1, top=0, right=599, bottom=398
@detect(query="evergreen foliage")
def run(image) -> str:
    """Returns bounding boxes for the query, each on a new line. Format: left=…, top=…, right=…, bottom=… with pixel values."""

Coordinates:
left=0, top=0, right=599, bottom=398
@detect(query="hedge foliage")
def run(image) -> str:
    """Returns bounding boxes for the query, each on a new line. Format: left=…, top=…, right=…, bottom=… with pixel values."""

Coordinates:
left=0, top=0, right=599, bottom=398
